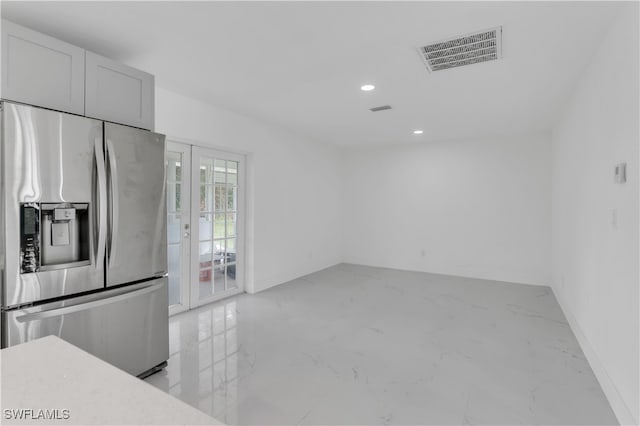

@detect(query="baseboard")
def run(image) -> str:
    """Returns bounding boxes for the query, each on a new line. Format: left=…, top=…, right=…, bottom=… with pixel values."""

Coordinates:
left=342, top=260, right=548, bottom=287
left=248, top=261, right=343, bottom=294
left=552, top=287, right=637, bottom=425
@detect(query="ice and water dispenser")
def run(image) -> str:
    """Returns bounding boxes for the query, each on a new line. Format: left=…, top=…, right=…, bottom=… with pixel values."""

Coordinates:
left=20, top=203, right=91, bottom=273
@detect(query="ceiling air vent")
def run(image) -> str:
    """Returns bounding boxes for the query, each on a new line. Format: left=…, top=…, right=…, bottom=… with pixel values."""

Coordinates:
left=370, top=105, right=392, bottom=112
left=419, top=27, right=502, bottom=72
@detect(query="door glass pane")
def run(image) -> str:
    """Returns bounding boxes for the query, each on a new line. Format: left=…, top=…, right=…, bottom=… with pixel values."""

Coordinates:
left=227, top=161, right=238, bottom=185
left=226, top=266, right=237, bottom=290
left=214, top=159, right=226, bottom=183
left=199, top=267, right=213, bottom=299
left=225, top=238, right=236, bottom=270
left=199, top=237, right=214, bottom=299
left=214, top=213, right=226, bottom=239
left=225, top=239, right=237, bottom=290
left=214, top=184, right=226, bottom=212
left=226, top=213, right=236, bottom=237
left=196, top=153, right=241, bottom=303
left=168, top=214, right=181, bottom=244
left=199, top=214, right=213, bottom=241
left=200, top=241, right=213, bottom=262
left=227, top=186, right=237, bottom=211
left=201, top=184, right=213, bottom=212
left=214, top=239, right=226, bottom=267
left=166, top=150, right=186, bottom=309
left=174, top=184, right=182, bottom=212
left=166, top=183, right=182, bottom=213
left=167, top=152, right=182, bottom=182
left=225, top=238, right=236, bottom=261
left=200, top=159, right=213, bottom=183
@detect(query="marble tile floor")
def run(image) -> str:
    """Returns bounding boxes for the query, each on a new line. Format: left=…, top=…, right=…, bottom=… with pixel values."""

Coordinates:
left=145, top=263, right=617, bottom=425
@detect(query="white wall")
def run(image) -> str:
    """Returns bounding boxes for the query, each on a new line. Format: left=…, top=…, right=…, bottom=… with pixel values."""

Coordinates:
left=550, top=6, right=639, bottom=424
left=154, top=11, right=638, bottom=420
left=342, top=132, right=551, bottom=286
left=155, top=87, right=343, bottom=293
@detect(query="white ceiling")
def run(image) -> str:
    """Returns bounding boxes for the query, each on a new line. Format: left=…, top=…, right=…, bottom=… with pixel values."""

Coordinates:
left=1, top=1, right=626, bottom=146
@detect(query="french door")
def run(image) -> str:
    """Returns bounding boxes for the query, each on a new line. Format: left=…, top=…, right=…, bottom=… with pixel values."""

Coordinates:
left=166, top=142, right=244, bottom=315
left=166, top=142, right=191, bottom=315
left=190, top=146, right=244, bottom=308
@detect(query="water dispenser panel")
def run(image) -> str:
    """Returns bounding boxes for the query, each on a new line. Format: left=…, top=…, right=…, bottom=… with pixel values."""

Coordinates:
left=20, top=204, right=40, bottom=273
left=19, top=203, right=91, bottom=273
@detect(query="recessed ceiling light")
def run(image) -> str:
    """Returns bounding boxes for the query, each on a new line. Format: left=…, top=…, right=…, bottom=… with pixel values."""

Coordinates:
left=413, top=130, right=424, bottom=135
left=360, top=84, right=375, bottom=91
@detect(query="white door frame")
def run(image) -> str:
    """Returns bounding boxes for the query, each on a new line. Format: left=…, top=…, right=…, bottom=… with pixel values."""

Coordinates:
left=167, top=141, right=192, bottom=316
left=189, top=146, right=246, bottom=309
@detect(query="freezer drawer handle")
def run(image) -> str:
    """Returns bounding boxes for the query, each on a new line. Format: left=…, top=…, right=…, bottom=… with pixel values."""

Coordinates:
left=15, top=282, right=164, bottom=323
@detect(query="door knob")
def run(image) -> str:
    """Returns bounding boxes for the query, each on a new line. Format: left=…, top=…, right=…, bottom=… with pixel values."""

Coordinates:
left=184, top=231, right=190, bottom=238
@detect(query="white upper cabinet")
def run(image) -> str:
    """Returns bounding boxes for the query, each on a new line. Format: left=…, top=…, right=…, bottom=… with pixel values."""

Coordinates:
left=85, top=52, right=154, bottom=130
left=1, top=20, right=155, bottom=130
left=1, top=19, right=85, bottom=115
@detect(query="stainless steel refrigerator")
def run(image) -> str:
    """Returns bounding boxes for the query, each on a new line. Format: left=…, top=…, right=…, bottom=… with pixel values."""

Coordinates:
left=0, top=101, right=169, bottom=378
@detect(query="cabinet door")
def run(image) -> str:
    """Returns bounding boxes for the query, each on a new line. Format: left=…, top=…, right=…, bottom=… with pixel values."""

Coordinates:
left=1, top=20, right=85, bottom=115
left=85, top=51, right=155, bottom=130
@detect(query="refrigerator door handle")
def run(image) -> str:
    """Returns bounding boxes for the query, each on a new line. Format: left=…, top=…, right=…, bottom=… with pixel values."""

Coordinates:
left=106, top=139, right=119, bottom=267
left=15, top=282, right=164, bottom=323
left=95, top=138, right=107, bottom=269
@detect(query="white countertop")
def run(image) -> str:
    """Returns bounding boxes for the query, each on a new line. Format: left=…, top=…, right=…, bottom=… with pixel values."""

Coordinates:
left=0, top=336, right=221, bottom=425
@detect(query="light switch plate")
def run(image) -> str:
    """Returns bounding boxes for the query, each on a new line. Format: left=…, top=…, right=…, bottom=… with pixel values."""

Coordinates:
left=614, top=163, right=626, bottom=184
